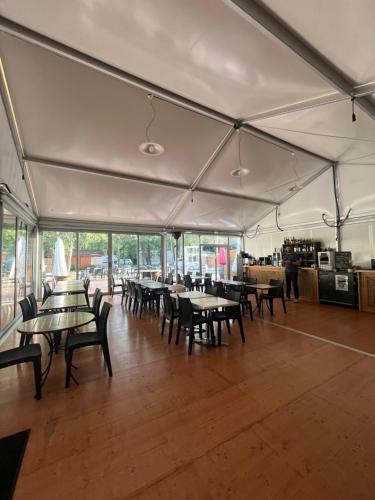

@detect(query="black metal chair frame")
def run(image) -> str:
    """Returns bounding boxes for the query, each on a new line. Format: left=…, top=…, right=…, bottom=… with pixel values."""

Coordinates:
left=0, top=344, right=42, bottom=399
left=177, top=297, right=214, bottom=355
left=161, top=292, right=180, bottom=344
left=65, top=302, right=112, bottom=388
left=259, top=279, right=287, bottom=317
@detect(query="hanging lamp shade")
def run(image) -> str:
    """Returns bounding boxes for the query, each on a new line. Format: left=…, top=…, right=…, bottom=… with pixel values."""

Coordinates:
left=139, top=94, right=165, bottom=156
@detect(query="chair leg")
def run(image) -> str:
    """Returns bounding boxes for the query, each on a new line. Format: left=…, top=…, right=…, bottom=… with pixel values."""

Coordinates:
left=248, top=301, right=253, bottom=321
left=188, top=329, right=194, bottom=355
left=238, top=314, right=245, bottom=343
left=19, top=333, right=26, bottom=347
left=65, top=349, right=73, bottom=388
left=176, top=321, right=181, bottom=345
left=225, top=318, right=231, bottom=334
left=168, top=319, right=174, bottom=344
left=282, top=296, right=287, bottom=313
left=161, top=315, right=166, bottom=335
left=217, top=321, right=222, bottom=346
left=269, top=298, right=274, bottom=316
left=33, top=357, right=42, bottom=400
left=198, top=323, right=203, bottom=339
left=102, top=342, right=113, bottom=376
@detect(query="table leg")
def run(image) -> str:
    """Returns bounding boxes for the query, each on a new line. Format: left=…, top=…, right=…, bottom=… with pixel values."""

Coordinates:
left=41, top=333, right=54, bottom=386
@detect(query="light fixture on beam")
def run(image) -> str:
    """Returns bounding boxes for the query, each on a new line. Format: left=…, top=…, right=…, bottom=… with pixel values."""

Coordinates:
left=139, top=94, right=164, bottom=156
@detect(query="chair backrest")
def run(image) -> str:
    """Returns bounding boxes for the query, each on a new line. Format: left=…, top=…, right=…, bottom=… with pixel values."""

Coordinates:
left=244, top=277, right=257, bottom=285
left=157, top=276, right=163, bottom=283
left=205, top=273, right=212, bottom=278
left=27, top=293, right=38, bottom=317
left=213, top=281, right=225, bottom=297
left=84, top=277, right=90, bottom=290
left=129, top=281, right=136, bottom=298
left=204, top=277, right=212, bottom=286
left=93, top=289, right=103, bottom=318
left=42, top=281, right=52, bottom=304
left=205, top=285, right=217, bottom=296
left=19, top=297, right=34, bottom=321
left=225, top=290, right=241, bottom=319
left=135, top=283, right=143, bottom=300
left=164, top=277, right=172, bottom=285
left=162, top=292, right=175, bottom=320
left=98, top=301, right=112, bottom=339
left=232, top=276, right=238, bottom=281
left=269, top=279, right=284, bottom=298
left=178, top=297, right=194, bottom=329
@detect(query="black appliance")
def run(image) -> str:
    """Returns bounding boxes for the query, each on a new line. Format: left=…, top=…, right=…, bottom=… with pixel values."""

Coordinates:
left=319, top=271, right=357, bottom=307
left=335, top=251, right=352, bottom=271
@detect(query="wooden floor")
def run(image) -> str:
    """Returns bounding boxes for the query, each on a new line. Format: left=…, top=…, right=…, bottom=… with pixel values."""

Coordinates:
left=1, top=297, right=375, bottom=499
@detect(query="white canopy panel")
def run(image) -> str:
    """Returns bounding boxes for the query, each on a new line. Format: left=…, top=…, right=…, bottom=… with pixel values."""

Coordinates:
left=172, top=190, right=271, bottom=231
left=27, top=161, right=184, bottom=225
left=198, top=130, right=328, bottom=202
left=253, top=100, right=375, bottom=163
left=263, top=0, right=375, bottom=85
left=0, top=0, right=337, bottom=118
left=0, top=34, right=231, bottom=186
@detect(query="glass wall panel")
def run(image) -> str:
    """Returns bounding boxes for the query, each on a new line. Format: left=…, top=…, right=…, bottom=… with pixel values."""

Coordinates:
left=79, top=232, right=108, bottom=293
left=15, top=219, right=27, bottom=314
left=183, top=234, right=200, bottom=275
left=1, top=209, right=16, bottom=329
left=139, top=235, right=161, bottom=278
left=229, top=236, right=242, bottom=279
left=42, top=231, right=77, bottom=285
left=112, top=234, right=138, bottom=278
left=166, top=234, right=183, bottom=278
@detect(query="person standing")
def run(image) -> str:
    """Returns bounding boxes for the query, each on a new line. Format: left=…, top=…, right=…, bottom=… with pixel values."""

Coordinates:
left=282, top=246, right=301, bottom=303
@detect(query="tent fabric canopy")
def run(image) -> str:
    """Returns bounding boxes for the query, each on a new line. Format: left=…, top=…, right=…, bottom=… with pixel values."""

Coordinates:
left=0, top=1, right=373, bottom=232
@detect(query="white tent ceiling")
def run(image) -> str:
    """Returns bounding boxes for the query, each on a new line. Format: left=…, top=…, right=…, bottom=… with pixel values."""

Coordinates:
left=0, top=1, right=373, bottom=232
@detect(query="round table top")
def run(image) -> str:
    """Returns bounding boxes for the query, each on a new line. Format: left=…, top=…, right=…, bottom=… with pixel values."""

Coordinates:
left=17, top=311, right=95, bottom=335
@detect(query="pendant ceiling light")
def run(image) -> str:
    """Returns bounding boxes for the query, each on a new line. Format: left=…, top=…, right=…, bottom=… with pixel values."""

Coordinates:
left=230, top=130, right=249, bottom=177
left=288, top=151, right=303, bottom=192
left=139, top=94, right=165, bottom=156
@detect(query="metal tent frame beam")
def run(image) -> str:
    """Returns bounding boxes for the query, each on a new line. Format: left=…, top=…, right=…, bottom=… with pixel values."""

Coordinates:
left=227, top=0, right=375, bottom=121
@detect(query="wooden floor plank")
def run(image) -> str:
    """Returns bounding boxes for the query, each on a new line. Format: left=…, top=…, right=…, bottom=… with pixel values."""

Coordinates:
left=0, top=296, right=374, bottom=499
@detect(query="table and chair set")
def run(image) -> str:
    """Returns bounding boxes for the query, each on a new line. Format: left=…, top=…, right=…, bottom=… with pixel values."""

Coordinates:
left=0, top=278, right=113, bottom=400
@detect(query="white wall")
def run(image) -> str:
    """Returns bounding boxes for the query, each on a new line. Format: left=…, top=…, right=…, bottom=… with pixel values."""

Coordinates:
left=245, top=165, right=375, bottom=268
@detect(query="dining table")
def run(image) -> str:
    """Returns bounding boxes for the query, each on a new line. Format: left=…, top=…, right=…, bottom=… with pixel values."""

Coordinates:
left=189, top=296, right=243, bottom=347
left=52, top=281, right=86, bottom=295
left=17, top=311, right=94, bottom=385
left=40, top=293, right=88, bottom=312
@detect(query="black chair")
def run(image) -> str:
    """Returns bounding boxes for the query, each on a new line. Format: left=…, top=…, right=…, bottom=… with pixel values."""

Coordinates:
left=203, top=277, right=212, bottom=292
left=79, top=288, right=103, bottom=323
left=164, top=277, right=173, bottom=285
left=42, top=280, right=52, bottom=304
left=19, top=297, right=34, bottom=347
left=83, top=278, right=90, bottom=306
left=244, top=277, right=259, bottom=309
left=109, top=274, right=122, bottom=296
left=161, top=292, right=180, bottom=344
left=127, top=280, right=136, bottom=312
left=134, top=284, right=158, bottom=318
left=193, top=277, right=202, bottom=291
left=183, top=275, right=193, bottom=291
left=205, top=285, right=217, bottom=296
left=0, top=344, right=42, bottom=399
left=259, top=279, right=286, bottom=316
left=213, top=281, right=225, bottom=297
left=65, top=302, right=112, bottom=388
left=177, top=297, right=213, bottom=355
left=120, top=278, right=128, bottom=305
left=212, top=290, right=245, bottom=346
left=27, top=292, right=39, bottom=317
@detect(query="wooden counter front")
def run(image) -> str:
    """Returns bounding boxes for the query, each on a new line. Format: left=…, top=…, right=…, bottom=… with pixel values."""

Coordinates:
left=357, top=271, right=375, bottom=313
left=244, top=266, right=319, bottom=303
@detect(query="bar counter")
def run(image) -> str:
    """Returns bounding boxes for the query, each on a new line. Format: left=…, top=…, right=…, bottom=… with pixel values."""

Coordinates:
left=244, top=265, right=319, bottom=303
left=356, top=270, right=375, bottom=313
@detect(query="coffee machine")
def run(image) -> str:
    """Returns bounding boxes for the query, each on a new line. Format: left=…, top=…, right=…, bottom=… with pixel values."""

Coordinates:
left=318, top=250, right=335, bottom=271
